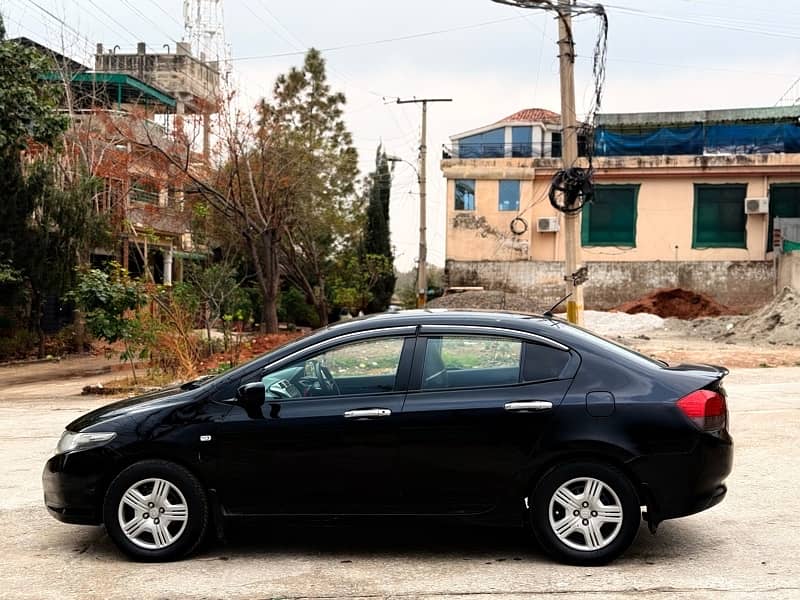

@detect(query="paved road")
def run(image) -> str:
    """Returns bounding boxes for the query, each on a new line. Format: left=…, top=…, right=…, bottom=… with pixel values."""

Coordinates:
left=0, top=364, right=798, bottom=599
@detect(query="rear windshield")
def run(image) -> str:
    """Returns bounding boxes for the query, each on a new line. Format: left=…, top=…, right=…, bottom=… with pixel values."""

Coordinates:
left=549, top=318, right=667, bottom=369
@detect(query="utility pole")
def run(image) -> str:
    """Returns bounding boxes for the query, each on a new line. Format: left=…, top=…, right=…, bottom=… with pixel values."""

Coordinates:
left=396, top=97, right=452, bottom=308
left=557, top=0, right=585, bottom=325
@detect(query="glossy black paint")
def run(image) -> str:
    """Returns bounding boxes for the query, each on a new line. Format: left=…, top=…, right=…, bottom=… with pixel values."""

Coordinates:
left=43, top=310, right=732, bottom=530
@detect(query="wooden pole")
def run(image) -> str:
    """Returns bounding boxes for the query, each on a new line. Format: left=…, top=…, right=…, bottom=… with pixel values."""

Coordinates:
left=396, top=97, right=452, bottom=307
left=558, top=0, right=585, bottom=325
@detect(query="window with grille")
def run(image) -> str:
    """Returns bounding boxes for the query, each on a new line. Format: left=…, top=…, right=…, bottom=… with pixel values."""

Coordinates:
left=581, top=184, right=639, bottom=247
left=693, top=184, right=747, bottom=248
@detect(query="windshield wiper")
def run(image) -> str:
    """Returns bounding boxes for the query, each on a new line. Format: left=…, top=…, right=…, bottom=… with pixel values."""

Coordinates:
left=180, top=375, right=215, bottom=390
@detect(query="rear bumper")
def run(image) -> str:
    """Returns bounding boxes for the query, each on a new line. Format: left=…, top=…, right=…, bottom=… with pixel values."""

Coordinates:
left=42, top=452, right=106, bottom=525
left=629, top=430, right=733, bottom=524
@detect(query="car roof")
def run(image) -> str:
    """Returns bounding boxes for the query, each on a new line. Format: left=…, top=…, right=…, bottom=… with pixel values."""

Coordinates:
left=320, top=309, right=555, bottom=335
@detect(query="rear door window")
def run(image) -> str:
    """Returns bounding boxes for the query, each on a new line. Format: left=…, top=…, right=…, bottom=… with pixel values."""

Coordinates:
left=421, top=335, right=522, bottom=390
left=522, top=342, right=572, bottom=382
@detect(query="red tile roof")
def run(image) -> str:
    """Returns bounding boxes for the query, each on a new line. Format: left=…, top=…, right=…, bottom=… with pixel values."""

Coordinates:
left=497, top=108, right=562, bottom=125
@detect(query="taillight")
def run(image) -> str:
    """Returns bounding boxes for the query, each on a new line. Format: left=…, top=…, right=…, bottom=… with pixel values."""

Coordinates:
left=677, top=389, right=727, bottom=432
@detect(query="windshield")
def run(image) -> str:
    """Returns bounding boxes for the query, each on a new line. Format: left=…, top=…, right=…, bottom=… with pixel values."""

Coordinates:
left=179, top=330, right=322, bottom=390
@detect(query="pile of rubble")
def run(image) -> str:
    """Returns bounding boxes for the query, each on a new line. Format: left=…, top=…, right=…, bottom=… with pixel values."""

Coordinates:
left=583, top=310, right=664, bottom=336
left=427, top=290, right=666, bottom=336
left=720, top=287, right=800, bottom=345
left=427, top=291, right=540, bottom=313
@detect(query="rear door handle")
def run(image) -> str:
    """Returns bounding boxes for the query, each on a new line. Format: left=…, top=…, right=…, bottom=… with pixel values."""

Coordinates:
left=344, top=408, right=392, bottom=419
left=504, top=401, right=553, bottom=412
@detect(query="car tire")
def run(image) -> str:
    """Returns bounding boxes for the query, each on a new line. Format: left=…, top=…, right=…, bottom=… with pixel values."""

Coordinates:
left=529, top=461, right=640, bottom=565
left=103, top=460, right=209, bottom=562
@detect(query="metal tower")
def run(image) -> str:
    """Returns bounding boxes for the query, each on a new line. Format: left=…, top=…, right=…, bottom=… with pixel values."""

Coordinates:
left=183, top=0, right=230, bottom=75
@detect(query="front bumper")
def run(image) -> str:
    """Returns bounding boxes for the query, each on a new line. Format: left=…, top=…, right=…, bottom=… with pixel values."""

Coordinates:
left=42, top=451, right=110, bottom=525
left=629, top=430, right=733, bottom=525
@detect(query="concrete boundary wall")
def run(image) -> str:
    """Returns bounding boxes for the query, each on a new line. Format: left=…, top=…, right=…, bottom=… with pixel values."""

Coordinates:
left=445, top=260, right=775, bottom=312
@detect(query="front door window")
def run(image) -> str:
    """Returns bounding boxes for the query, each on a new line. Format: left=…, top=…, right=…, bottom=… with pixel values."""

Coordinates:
left=263, top=337, right=406, bottom=398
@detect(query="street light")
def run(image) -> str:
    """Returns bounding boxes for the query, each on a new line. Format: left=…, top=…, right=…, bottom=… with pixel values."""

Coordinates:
left=386, top=155, right=427, bottom=308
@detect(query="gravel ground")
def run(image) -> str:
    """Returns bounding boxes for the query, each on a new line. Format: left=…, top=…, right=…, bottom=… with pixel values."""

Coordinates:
left=582, top=310, right=665, bottom=336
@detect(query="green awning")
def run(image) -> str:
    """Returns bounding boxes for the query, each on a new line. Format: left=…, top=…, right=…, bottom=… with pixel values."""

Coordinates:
left=40, top=71, right=176, bottom=109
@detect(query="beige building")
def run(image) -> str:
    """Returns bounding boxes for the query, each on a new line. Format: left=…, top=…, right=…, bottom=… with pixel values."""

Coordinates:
left=441, top=106, right=800, bottom=310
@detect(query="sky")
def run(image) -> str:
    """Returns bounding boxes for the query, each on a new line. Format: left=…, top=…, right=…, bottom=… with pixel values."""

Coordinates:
left=4, top=0, right=800, bottom=270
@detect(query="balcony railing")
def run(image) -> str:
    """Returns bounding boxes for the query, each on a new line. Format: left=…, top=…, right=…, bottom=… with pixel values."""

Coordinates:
left=443, top=142, right=558, bottom=160
left=444, top=124, right=800, bottom=159
left=442, top=141, right=590, bottom=160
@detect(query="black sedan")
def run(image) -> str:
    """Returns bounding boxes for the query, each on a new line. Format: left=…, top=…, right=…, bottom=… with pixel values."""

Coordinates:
left=43, top=310, right=732, bottom=565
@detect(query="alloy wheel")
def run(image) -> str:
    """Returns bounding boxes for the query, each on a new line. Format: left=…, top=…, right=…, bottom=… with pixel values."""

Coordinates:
left=116, top=478, right=189, bottom=550
left=547, top=476, right=623, bottom=552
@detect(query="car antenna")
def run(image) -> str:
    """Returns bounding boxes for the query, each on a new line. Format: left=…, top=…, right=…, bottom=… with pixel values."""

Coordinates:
left=543, top=293, right=572, bottom=318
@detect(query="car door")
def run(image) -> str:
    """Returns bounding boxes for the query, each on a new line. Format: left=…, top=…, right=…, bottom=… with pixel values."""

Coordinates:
left=396, top=326, right=577, bottom=515
left=212, top=329, right=416, bottom=515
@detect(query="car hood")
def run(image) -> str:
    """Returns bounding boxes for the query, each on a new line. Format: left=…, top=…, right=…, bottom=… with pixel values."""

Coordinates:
left=67, top=385, right=196, bottom=432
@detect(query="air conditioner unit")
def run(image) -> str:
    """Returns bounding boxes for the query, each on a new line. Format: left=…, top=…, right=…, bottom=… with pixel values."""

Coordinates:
left=537, top=217, right=560, bottom=233
left=744, top=197, right=769, bottom=215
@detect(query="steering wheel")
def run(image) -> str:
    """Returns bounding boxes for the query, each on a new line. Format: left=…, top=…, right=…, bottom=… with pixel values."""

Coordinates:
left=313, top=361, right=340, bottom=395
left=265, top=379, right=295, bottom=399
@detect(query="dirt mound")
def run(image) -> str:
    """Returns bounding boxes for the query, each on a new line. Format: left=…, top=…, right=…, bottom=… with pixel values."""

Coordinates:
left=427, top=291, right=541, bottom=313
left=724, top=287, right=800, bottom=345
left=612, top=288, right=738, bottom=320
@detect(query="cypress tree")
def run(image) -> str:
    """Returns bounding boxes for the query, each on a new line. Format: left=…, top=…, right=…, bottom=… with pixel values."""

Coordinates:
left=363, top=146, right=396, bottom=312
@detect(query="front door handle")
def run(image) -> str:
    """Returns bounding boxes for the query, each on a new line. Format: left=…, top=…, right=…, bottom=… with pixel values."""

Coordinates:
left=504, top=400, right=553, bottom=412
left=344, top=408, right=392, bottom=419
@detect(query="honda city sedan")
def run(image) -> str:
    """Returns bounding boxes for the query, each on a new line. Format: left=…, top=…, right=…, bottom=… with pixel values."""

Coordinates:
left=43, top=310, right=732, bottom=564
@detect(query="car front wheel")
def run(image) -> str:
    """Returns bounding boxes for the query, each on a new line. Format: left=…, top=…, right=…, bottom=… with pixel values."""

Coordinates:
left=529, top=462, right=641, bottom=565
left=103, top=460, right=209, bottom=561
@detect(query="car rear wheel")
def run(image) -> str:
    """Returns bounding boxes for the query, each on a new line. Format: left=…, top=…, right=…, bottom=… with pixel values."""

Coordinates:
left=103, top=460, right=208, bottom=561
left=529, top=462, right=640, bottom=565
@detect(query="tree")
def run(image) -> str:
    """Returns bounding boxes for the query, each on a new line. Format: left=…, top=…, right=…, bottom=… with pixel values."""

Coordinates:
left=19, top=162, right=109, bottom=352
left=119, top=49, right=359, bottom=331
left=0, top=18, right=67, bottom=152
left=184, top=261, right=243, bottom=347
left=69, top=264, right=149, bottom=381
left=265, top=49, right=359, bottom=326
left=361, top=146, right=396, bottom=312
left=0, top=20, right=108, bottom=353
left=331, top=252, right=394, bottom=314
left=122, top=85, right=291, bottom=333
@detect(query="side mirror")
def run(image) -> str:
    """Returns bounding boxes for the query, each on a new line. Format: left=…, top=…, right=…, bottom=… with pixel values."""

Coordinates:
left=236, top=382, right=266, bottom=411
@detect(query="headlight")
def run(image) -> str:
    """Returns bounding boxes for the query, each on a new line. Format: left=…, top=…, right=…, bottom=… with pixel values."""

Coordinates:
left=55, top=431, right=117, bottom=455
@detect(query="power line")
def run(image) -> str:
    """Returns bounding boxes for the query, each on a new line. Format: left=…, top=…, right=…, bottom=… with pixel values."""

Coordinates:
left=117, top=0, right=179, bottom=43
left=583, top=55, right=797, bottom=79
left=77, top=0, right=139, bottom=45
left=776, top=76, right=800, bottom=106
left=603, top=3, right=800, bottom=40
left=141, top=0, right=183, bottom=28
left=22, top=0, right=94, bottom=48
left=229, top=14, right=528, bottom=62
